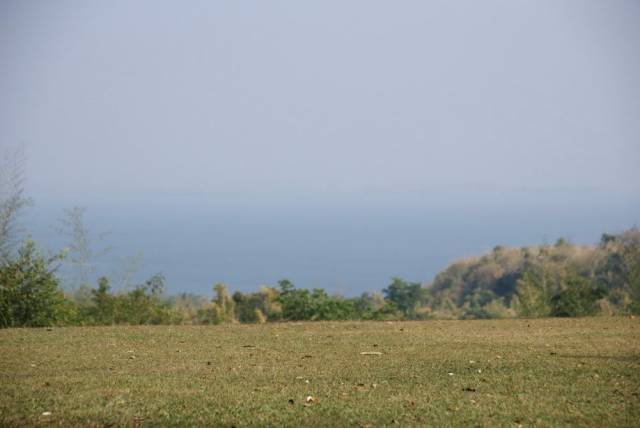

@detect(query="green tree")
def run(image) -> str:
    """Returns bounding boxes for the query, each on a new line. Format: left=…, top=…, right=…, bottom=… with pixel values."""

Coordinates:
left=623, top=238, right=640, bottom=313
left=232, top=287, right=281, bottom=323
left=86, top=276, right=116, bottom=324
left=550, top=273, right=607, bottom=317
left=353, top=292, right=399, bottom=320
left=598, top=228, right=640, bottom=313
left=276, top=279, right=359, bottom=321
left=0, top=240, right=68, bottom=327
left=233, top=291, right=265, bottom=323
left=118, top=274, right=174, bottom=324
left=382, top=277, right=425, bottom=319
left=277, top=279, right=314, bottom=320
left=461, top=290, right=508, bottom=319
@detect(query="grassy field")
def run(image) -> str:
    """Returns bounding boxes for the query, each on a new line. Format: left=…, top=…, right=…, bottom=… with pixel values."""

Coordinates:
left=1, top=318, right=638, bottom=427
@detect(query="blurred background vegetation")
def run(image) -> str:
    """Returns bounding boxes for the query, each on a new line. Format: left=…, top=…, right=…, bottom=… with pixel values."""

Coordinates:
left=1, top=147, right=639, bottom=327
left=2, top=223, right=638, bottom=327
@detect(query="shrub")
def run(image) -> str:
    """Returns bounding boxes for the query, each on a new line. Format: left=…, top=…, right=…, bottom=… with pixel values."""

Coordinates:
left=0, top=240, right=68, bottom=327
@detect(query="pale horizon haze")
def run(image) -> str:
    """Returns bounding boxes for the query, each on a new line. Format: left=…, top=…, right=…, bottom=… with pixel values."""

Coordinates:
left=1, top=1, right=639, bottom=294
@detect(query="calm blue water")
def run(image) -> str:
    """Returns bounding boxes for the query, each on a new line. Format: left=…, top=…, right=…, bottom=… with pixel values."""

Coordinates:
left=23, top=190, right=640, bottom=296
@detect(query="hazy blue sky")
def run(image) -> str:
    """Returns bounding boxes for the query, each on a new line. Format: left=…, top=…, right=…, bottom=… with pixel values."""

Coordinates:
left=2, top=0, right=639, bottom=200
left=2, top=1, right=640, bottom=293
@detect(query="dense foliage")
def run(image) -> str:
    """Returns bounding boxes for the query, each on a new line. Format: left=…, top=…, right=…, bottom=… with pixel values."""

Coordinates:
left=1, top=229, right=638, bottom=327
left=423, top=229, right=640, bottom=319
left=0, top=241, right=68, bottom=327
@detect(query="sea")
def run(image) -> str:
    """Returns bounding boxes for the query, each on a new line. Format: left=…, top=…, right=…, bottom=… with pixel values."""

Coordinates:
left=21, top=189, right=640, bottom=297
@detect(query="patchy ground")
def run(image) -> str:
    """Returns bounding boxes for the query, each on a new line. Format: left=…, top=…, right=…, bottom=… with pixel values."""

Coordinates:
left=1, top=317, right=638, bottom=427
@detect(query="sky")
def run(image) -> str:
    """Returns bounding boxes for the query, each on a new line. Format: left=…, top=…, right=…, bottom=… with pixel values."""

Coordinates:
left=1, top=0, right=639, bottom=200
left=1, top=1, right=640, bottom=294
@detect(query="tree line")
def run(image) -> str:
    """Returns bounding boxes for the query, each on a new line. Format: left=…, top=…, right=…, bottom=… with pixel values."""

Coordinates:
left=2, top=228, right=638, bottom=328
left=1, top=148, right=639, bottom=327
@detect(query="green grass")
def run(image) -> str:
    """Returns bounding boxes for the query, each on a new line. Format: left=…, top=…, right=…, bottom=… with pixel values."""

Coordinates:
left=1, top=318, right=638, bottom=427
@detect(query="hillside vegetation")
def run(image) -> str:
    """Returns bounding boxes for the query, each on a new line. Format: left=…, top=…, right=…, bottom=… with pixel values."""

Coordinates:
left=422, top=229, right=640, bottom=319
left=1, top=225, right=639, bottom=327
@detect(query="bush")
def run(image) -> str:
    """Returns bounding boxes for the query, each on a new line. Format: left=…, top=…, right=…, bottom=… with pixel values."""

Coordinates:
left=550, top=274, right=608, bottom=317
left=0, top=240, right=69, bottom=327
left=382, top=277, right=425, bottom=319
